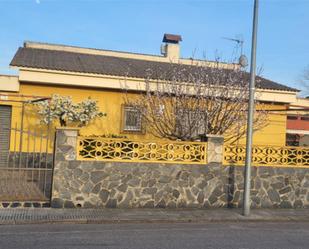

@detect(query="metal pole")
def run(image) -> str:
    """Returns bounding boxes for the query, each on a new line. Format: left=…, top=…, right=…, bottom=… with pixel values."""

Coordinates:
left=43, top=100, right=52, bottom=197
left=18, top=102, right=25, bottom=169
left=243, top=0, right=259, bottom=216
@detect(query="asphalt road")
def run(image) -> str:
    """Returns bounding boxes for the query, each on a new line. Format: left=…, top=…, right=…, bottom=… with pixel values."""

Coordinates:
left=0, top=222, right=309, bottom=249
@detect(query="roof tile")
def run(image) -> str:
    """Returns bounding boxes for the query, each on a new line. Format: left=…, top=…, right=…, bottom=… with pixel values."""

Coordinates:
left=10, top=47, right=298, bottom=92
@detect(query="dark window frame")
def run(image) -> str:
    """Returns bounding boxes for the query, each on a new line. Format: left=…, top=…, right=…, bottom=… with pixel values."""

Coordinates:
left=300, top=116, right=309, bottom=121
left=287, top=115, right=298, bottom=120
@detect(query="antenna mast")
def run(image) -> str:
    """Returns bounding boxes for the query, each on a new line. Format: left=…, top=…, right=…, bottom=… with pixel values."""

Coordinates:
left=222, top=36, right=244, bottom=55
left=222, top=36, right=248, bottom=67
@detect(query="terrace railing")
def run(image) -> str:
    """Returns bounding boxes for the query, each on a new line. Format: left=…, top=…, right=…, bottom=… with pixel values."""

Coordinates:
left=77, top=137, right=207, bottom=164
left=76, top=136, right=309, bottom=168
left=223, top=144, right=309, bottom=168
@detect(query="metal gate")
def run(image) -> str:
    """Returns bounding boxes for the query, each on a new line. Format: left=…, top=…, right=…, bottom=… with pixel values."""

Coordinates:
left=0, top=126, right=54, bottom=202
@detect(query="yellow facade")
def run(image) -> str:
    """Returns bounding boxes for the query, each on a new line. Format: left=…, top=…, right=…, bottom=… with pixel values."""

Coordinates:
left=0, top=82, right=289, bottom=151
left=239, top=103, right=287, bottom=146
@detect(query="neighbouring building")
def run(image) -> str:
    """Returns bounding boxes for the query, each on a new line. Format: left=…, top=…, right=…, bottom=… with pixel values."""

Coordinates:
left=286, top=97, right=309, bottom=146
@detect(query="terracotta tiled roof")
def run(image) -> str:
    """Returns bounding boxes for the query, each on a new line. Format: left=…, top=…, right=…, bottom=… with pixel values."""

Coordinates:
left=10, top=47, right=298, bottom=92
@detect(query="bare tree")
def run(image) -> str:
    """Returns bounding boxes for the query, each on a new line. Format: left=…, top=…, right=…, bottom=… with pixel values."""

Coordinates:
left=124, top=60, right=268, bottom=144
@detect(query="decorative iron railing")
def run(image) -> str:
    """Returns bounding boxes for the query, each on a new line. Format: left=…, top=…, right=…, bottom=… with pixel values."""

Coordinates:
left=77, top=137, right=207, bottom=164
left=223, top=145, right=309, bottom=168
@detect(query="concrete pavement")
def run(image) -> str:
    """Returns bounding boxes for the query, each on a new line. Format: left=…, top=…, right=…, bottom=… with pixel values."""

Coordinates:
left=0, top=208, right=308, bottom=225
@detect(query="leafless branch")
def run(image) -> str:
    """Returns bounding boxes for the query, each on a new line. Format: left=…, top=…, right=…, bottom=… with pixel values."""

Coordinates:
left=124, top=59, right=268, bottom=143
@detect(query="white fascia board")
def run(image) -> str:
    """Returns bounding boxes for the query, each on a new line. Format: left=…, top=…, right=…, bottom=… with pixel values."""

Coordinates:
left=19, top=67, right=297, bottom=103
left=286, top=129, right=309, bottom=135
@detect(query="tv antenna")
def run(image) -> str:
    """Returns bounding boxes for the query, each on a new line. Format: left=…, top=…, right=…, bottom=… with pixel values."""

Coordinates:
left=222, top=36, right=248, bottom=67
left=222, top=36, right=244, bottom=54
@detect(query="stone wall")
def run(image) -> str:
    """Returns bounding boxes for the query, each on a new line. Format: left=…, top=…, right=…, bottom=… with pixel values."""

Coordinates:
left=51, top=128, right=309, bottom=209
left=225, top=166, right=309, bottom=208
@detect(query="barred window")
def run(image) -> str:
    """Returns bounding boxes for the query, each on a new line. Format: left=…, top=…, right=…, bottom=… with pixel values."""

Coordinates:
left=123, top=106, right=142, bottom=132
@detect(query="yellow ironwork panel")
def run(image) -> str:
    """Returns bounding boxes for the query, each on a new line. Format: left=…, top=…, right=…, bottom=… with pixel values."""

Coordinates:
left=223, top=145, right=309, bottom=168
left=77, top=137, right=207, bottom=164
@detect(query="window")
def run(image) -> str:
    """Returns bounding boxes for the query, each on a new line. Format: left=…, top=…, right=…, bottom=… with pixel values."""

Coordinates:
left=286, top=134, right=300, bottom=146
left=287, top=115, right=298, bottom=120
left=176, top=108, right=207, bottom=138
left=300, top=116, right=309, bottom=121
left=123, top=106, right=142, bottom=132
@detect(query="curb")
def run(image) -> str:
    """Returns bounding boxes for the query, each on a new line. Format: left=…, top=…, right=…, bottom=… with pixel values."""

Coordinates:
left=0, top=208, right=309, bottom=225
left=2, top=216, right=309, bottom=225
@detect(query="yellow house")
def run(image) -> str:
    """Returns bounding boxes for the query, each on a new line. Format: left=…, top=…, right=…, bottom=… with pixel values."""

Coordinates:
left=0, top=34, right=300, bottom=154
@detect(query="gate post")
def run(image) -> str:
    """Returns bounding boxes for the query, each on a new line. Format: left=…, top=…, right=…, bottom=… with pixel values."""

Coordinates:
left=51, top=127, right=79, bottom=208
left=206, top=135, right=224, bottom=164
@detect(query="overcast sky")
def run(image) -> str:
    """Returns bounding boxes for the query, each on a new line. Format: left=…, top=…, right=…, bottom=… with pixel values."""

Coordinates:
left=1, top=0, right=308, bottom=93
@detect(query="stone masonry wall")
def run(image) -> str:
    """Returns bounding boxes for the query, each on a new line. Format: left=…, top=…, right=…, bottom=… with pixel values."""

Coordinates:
left=52, top=161, right=228, bottom=208
left=226, top=166, right=309, bottom=208
left=51, top=128, right=309, bottom=209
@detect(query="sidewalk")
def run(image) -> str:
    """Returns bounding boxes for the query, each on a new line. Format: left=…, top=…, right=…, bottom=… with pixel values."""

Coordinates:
left=0, top=208, right=309, bottom=225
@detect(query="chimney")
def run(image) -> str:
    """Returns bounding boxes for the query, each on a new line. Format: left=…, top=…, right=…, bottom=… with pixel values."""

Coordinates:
left=161, top=33, right=182, bottom=61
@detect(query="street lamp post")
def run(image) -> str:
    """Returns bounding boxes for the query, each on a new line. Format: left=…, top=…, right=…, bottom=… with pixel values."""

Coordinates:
left=243, top=0, right=259, bottom=216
